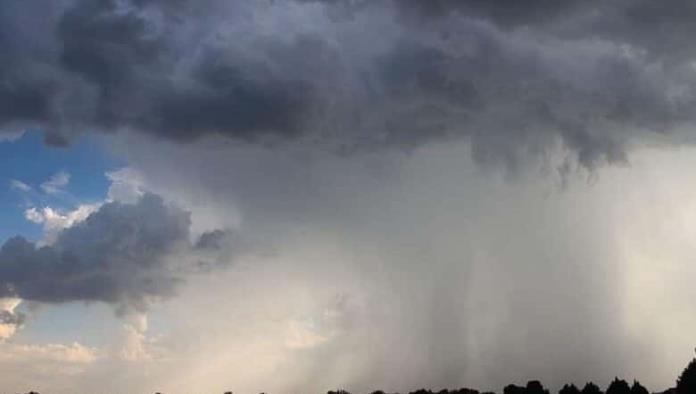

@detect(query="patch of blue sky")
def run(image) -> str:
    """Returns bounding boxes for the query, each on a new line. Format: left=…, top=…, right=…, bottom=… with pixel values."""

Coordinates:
left=0, top=130, right=123, bottom=243
left=0, top=131, right=127, bottom=346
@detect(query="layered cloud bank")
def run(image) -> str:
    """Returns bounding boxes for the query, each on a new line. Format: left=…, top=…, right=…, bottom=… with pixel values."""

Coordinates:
left=2, top=0, right=696, bottom=168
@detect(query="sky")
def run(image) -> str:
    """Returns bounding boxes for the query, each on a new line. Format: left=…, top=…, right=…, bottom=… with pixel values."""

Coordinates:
left=2, top=1, right=696, bottom=393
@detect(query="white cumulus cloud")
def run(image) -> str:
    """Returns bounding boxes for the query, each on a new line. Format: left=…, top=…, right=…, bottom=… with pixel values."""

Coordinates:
left=24, top=204, right=101, bottom=245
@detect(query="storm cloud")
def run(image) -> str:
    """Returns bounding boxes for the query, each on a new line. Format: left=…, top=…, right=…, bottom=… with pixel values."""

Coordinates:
left=5, top=2, right=696, bottom=392
left=0, top=193, right=226, bottom=311
left=1, top=0, right=696, bottom=168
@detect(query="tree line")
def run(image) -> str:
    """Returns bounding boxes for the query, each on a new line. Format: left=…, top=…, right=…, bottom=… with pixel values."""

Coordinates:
left=14, top=352, right=696, bottom=394
left=327, top=354, right=696, bottom=394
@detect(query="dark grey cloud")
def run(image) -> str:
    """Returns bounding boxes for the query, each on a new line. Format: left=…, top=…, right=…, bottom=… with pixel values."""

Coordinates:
left=0, top=193, right=227, bottom=311
left=392, top=0, right=583, bottom=26
left=2, top=0, right=696, bottom=169
left=0, top=309, right=25, bottom=328
left=394, top=0, right=696, bottom=63
left=0, top=0, right=317, bottom=145
left=0, top=1, right=60, bottom=132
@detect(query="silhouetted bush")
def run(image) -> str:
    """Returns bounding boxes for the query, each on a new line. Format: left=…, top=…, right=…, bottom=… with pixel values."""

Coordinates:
left=629, top=380, right=648, bottom=394
left=503, top=384, right=525, bottom=394
left=452, top=389, right=483, bottom=394
left=559, top=383, right=581, bottom=394
left=606, top=378, right=630, bottom=394
left=526, top=380, right=549, bottom=394
left=676, top=356, right=696, bottom=394
left=581, top=382, right=603, bottom=394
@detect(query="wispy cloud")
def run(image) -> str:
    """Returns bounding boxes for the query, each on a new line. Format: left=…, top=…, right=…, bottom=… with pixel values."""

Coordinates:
left=0, top=342, right=99, bottom=364
left=0, top=130, right=25, bottom=143
left=9, top=179, right=31, bottom=193
left=40, top=171, right=70, bottom=195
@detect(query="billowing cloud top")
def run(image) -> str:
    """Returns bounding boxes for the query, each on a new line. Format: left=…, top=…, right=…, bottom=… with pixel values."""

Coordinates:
left=2, top=0, right=696, bottom=169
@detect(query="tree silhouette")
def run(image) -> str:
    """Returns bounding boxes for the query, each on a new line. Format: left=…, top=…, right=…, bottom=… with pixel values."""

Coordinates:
left=629, top=380, right=648, bottom=394
left=560, top=383, right=581, bottom=394
left=581, top=382, right=604, bottom=394
left=606, top=378, right=630, bottom=394
left=525, top=380, right=549, bottom=394
left=503, top=384, right=525, bottom=394
left=454, top=389, right=483, bottom=394
left=676, top=356, right=696, bottom=394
